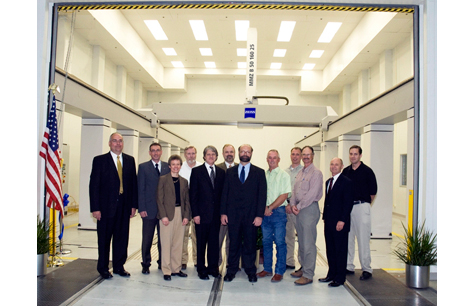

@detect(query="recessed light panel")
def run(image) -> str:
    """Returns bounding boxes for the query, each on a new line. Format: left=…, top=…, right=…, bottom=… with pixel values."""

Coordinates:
left=318, top=22, right=342, bottom=43
left=302, top=63, right=316, bottom=70
left=273, top=49, right=287, bottom=57
left=277, top=21, right=296, bottom=42
left=162, top=48, right=177, bottom=56
left=171, top=61, right=184, bottom=68
left=204, top=62, right=216, bottom=68
left=309, top=50, right=324, bottom=58
left=144, top=20, right=168, bottom=40
left=235, top=20, right=250, bottom=41
left=270, top=63, right=282, bottom=69
left=189, top=20, right=208, bottom=41
left=199, top=48, right=213, bottom=56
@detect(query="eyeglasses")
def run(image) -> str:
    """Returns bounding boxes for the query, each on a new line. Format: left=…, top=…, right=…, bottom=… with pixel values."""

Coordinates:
left=111, top=139, right=123, bottom=143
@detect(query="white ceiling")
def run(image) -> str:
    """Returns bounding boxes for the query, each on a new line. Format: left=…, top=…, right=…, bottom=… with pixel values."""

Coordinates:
left=59, top=7, right=413, bottom=94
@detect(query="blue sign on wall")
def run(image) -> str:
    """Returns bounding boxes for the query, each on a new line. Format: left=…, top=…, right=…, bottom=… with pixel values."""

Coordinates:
left=244, top=108, right=256, bottom=119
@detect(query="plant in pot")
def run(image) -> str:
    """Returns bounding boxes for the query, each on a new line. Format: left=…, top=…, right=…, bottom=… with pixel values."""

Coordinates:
left=393, top=221, right=437, bottom=288
left=37, top=216, right=55, bottom=276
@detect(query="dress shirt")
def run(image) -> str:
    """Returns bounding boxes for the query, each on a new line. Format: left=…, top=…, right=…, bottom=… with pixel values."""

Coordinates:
left=110, top=151, right=122, bottom=169
left=238, top=163, right=251, bottom=181
left=152, top=160, right=161, bottom=172
left=327, top=172, right=341, bottom=194
left=266, top=167, right=292, bottom=207
left=179, top=160, right=202, bottom=186
left=285, top=164, right=303, bottom=199
left=224, top=161, right=235, bottom=168
left=204, top=162, right=216, bottom=175
left=289, top=163, right=323, bottom=210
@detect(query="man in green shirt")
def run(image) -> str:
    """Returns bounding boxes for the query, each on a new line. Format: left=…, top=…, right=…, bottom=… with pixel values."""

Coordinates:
left=257, top=150, right=291, bottom=282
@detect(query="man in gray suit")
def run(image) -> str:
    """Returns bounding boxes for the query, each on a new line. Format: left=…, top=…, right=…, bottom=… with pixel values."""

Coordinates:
left=216, top=144, right=237, bottom=267
left=138, top=143, right=170, bottom=274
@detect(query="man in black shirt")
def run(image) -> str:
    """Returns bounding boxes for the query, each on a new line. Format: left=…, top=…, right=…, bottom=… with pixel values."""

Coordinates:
left=342, top=145, right=377, bottom=281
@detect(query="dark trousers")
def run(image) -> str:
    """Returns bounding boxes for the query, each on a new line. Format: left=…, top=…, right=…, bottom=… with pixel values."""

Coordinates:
left=96, top=195, right=130, bottom=273
left=324, top=222, right=349, bottom=283
left=141, top=217, right=161, bottom=267
left=227, top=215, right=258, bottom=276
left=195, top=219, right=220, bottom=274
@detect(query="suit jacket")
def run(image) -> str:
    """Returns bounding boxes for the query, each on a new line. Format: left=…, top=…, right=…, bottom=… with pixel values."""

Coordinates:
left=156, top=173, right=191, bottom=222
left=89, top=152, right=138, bottom=217
left=216, top=162, right=238, bottom=172
left=322, top=174, right=354, bottom=231
left=220, top=163, right=267, bottom=220
left=138, top=160, right=170, bottom=220
left=189, top=163, right=225, bottom=224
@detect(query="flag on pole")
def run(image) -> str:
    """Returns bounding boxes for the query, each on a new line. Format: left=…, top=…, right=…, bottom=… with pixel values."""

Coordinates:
left=40, top=96, right=64, bottom=216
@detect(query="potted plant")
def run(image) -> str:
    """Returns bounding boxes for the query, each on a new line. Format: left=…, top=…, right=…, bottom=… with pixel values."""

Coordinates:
left=393, top=221, right=437, bottom=288
left=37, top=216, right=55, bottom=276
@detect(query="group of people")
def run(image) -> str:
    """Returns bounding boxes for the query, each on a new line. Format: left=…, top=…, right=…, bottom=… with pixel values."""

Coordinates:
left=89, top=132, right=377, bottom=288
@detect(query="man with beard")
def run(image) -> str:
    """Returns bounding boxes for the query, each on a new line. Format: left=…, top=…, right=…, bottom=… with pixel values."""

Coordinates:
left=216, top=144, right=237, bottom=267
left=179, top=146, right=202, bottom=269
left=221, top=144, right=267, bottom=283
left=289, top=146, right=323, bottom=286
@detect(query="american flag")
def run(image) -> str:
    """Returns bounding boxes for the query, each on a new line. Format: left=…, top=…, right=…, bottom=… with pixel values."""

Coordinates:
left=40, top=96, right=64, bottom=216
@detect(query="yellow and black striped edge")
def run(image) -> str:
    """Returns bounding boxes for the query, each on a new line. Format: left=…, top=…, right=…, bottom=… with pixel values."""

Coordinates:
left=57, top=3, right=414, bottom=13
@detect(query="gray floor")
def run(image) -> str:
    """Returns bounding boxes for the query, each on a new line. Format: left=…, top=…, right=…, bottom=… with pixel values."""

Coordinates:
left=45, top=211, right=436, bottom=305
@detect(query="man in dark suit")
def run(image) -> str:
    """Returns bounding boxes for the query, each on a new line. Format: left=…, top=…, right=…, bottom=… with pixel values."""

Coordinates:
left=138, top=142, right=170, bottom=274
left=221, top=144, right=267, bottom=283
left=319, top=157, right=353, bottom=287
left=89, top=132, right=138, bottom=279
left=216, top=144, right=237, bottom=267
left=190, top=145, right=226, bottom=280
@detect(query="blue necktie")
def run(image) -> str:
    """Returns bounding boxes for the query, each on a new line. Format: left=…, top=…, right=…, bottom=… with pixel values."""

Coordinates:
left=155, top=163, right=160, bottom=175
left=240, top=166, right=245, bottom=184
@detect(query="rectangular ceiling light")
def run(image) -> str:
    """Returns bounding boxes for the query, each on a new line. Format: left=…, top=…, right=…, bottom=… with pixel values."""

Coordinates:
left=270, top=63, right=282, bottom=69
left=237, top=48, right=247, bottom=56
left=309, top=50, right=324, bottom=58
left=238, top=62, right=247, bottom=69
left=204, top=62, right=216, bottom=68
left=318, top=22, right=342, bottom=43
left=171, top=61, right=184, bottom=68
left=277, top=21, right=296, bottom=42
left=235, top=20, right=250, bottom=41
left=162, top=48, right=177, bottom=56
left=144, top=20, right=168, bottom=40
left=199, top=48, right=213, bottom=56
left=273, top=49, right=287, bottom=57
left=189, top=20, right=208, bottom=40
left=302, top=63, right=316, bottom=70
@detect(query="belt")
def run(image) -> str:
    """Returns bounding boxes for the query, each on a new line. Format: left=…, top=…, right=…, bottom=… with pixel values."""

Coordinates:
left=353, top=200, right=369, bottom=205
left=175, top=204, right=181, bottom=207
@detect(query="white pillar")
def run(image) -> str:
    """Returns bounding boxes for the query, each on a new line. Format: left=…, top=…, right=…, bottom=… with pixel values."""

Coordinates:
left=91, top=45, right=105, bottom=91
left=118, top=129, right=139, bottom=171
left=361, top=124, right=394, bottom=238
left=320, top=142, right=338, bottom=181
left=358, top=69, right=369, bottom=106
left=116, top=65, right=127, bottom=104
left=171, top=146, right=181, bottom=157
left=79, top=119, right=112, bottom=230
left=338, top=135, right=361, bottom=167
left=161, top=143, right=171, bottom=162
left=379, top=49, right=393, bottom=92
left=138, top=137, right=155, bottom=165
left=134, top=80, right=143, bottom=109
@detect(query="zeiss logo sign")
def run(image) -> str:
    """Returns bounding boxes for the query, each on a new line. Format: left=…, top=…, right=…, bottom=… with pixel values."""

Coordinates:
left=244, top=108, right=256, bottom=119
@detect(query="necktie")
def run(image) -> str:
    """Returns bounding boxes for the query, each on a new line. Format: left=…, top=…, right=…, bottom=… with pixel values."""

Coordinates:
left=328, top=177, right=333, bottom=194
left=210, top=166, right=215, bottom=188
left=117, top=155, right=123, bottom=194
left=155, top=163, right=160, bottom=175
left=228, top=164, right=232, bottom=168
left=240, top=166, right=245, bottom=184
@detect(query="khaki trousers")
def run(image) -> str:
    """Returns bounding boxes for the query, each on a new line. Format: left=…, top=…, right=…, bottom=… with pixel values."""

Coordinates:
left=347, top=203, right=372, bottom=274
left=160, top=207, right=185, bottom=275
left=182, top=219, right=197, bottom=265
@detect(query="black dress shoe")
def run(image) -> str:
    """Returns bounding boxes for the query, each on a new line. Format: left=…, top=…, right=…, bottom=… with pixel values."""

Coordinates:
left=328, top=281, right=343, bottom=287
left=346, top=269, right=355, bottom=275
left=171, top=271, right=188, bottom=277
left=286, top=264, right=295, bottom=270
left=181, top=264, right=187, bottom=270
left=360, top=271, right=372, bottom=280
left=210, top=272, right=220, bottom=278
left=100, top=271, right=113, bottom=279
left=142, top=267, right=150, bottom=274
left=224, top=273, right=235, bottom=282
left=248, top=274, right=258, bottom=283
left=164, top=275, right=171, bottom=281
left=114, top=270, right=131, bottom=277
left=198, top=273, right=209, bottom=280
left=318, top=276, right=333, bottom=283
